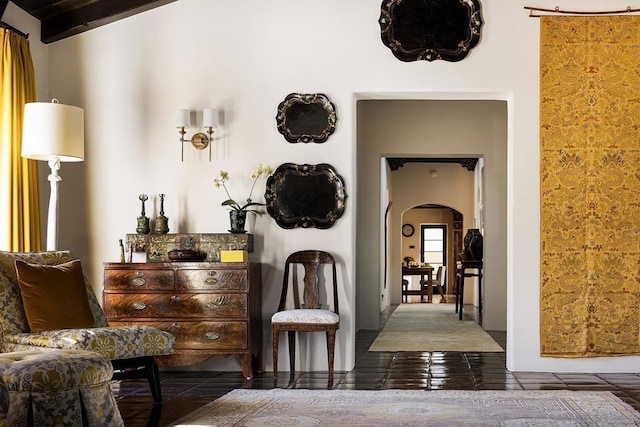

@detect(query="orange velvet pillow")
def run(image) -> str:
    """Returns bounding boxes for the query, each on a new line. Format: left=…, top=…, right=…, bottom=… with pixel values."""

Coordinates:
left=15, top=259, right=95, bottom=333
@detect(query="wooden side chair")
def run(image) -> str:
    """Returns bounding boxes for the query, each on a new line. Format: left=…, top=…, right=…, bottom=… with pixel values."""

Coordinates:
left=271, top=250, right=340, bottom=382
left=402, top=279, right=409, bottom=303
left=421, top=265, right=447, bottom=301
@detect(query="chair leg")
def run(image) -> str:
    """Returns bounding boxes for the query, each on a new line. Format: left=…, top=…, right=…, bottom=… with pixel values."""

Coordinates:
left=434, top=281, right=445, bottom=301
left=272, top=328, right=279, bottom=377
left=455, top=274, right=461, bottom=313
left=288, top=331, right=296, bottom=374
left=326, top=329, right=336, bottom=381
left=112, top=356, right=163, bottom=403
left=145, top=357, right=162, bottom=403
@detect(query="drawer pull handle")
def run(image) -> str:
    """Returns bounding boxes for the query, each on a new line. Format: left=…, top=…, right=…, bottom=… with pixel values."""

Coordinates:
left=170, top=323, right=181, bottom=329
left=131, top=302, right=147, bottom=310
left=131, top=278, right=146, bottom=286
left=136, top=271, right=144, bottom=277
left=205, top=296, right=227, bottom=310
left=170, top=295, right=181, bottom=302
left=204, top=277, right=218, bottom=285
left=208, top=271, right=217, bottom=276
left=205, top=332, right=220, bottom=340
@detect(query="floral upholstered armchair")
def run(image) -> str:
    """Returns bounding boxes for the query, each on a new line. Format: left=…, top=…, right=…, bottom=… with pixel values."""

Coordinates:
left=0, top=250, right=175, bottom=402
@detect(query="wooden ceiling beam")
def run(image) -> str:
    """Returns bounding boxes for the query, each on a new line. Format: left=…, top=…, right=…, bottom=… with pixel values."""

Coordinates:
left=0, top=0, right=9, bottom=18
left=38, top=0, right=175, bottom=44
left=386, top=157, right=479, bottom=172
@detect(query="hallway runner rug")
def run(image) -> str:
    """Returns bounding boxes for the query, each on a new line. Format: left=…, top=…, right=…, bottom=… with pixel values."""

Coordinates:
left=368, top=303, right=503, bottom=352
left=170, top=389, right=640, bottom=426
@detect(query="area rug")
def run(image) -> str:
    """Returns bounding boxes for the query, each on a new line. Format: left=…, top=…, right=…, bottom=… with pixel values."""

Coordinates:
left=170, top=389, right=640, bottom=426
left=368, top=303, right=503, bottom=352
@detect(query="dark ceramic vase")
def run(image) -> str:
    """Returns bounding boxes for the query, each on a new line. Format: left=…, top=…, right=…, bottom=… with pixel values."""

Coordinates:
left=463, top=228, right=483, bottom=261
left=136, top=216, right=150, bottom=234
left=154, top=215, right=169, bottom=234
left=229, top=210, right=247, bottom=233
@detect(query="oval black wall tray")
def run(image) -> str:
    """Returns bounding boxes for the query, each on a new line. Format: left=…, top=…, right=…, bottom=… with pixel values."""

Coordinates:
left=276, top=93, right=337, bottom=143
left=379, top=0, right=483, bottom=62
left=265, top=163, right=347, bottom=229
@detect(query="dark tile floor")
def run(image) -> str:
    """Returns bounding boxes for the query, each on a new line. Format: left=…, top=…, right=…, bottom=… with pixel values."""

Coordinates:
left=113, top=304, right=640, bottom=426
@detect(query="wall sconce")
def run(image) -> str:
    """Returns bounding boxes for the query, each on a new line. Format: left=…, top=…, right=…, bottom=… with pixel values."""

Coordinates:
left=177, top=108, right=217, bottom=162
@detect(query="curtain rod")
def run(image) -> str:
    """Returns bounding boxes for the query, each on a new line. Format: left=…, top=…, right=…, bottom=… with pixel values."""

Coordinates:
left=0, top=21, right=28, bottom=38
left=525, top=6, right=640, bottom=17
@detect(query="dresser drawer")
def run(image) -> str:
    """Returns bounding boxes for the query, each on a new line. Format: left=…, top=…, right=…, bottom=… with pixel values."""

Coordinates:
left=103, top=293, right=247, bottom=318
left=154, top=321, right=247, bottom=350
left=176, top=269, right=248, bottom=291
left=104, top=268, right=174, bottom=291
left=108, top=320, right=247, bottom=350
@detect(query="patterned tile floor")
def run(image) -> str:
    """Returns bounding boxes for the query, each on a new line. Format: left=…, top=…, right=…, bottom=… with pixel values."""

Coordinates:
left=113, top=304, right=640, bottom=426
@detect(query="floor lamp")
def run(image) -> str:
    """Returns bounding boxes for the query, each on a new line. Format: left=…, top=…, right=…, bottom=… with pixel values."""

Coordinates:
left=21, top=99, right=84, bottom=251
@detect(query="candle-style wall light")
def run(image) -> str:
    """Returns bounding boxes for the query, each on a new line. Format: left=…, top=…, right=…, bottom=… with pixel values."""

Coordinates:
left=177, top=108, right=217, bottom=161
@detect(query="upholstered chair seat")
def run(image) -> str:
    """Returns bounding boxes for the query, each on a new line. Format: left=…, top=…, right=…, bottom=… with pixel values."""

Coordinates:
left=2, top=325, right=174, bottom=360
left=272, top=309, right=339, bottom=324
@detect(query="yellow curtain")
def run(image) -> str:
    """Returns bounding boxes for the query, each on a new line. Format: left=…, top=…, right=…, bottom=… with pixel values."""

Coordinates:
left=0, top=28, right=40, bottom=251
left=540, top=16, right=640, bottom=357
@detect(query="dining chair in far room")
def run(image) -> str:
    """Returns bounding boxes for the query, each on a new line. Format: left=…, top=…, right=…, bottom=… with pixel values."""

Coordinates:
left=402, top=279, right=409, bottom=303
left=422, top=265, right=447, bottom=301
left=271, top=250, right=340, bottom=384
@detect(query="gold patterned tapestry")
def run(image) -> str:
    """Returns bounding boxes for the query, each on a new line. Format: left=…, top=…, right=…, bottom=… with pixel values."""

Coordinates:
left=540, top=16, right=640, bottom=357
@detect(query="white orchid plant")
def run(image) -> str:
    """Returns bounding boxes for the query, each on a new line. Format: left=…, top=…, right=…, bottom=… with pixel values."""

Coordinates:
left=214, top=164, right=274, bottom=214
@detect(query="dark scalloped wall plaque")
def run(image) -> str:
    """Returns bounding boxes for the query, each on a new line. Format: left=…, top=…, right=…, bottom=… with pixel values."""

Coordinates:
left=276, top=93, right=337, bottom=143
left=265, top=163, right=347, bottom=229
left=379, top=0, right=483, bottom=62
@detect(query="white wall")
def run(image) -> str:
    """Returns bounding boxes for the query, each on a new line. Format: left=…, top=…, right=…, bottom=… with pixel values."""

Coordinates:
left=8, top=0, right=640, bottom=372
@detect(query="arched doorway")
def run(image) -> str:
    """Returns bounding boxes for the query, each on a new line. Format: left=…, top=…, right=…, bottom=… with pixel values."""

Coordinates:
left=397, top=204, right=464, bottom=303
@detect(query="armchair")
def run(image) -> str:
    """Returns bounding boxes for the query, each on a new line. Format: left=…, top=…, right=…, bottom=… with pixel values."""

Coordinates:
left=0, top=250, right=175, bottom=403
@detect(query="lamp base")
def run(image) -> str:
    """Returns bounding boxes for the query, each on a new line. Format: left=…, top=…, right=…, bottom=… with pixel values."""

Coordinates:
left=46, top=158, right=62, bottom=251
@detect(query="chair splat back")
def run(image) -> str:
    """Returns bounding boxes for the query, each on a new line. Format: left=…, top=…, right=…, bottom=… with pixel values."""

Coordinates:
left=278, top=250, right=339, bottom=314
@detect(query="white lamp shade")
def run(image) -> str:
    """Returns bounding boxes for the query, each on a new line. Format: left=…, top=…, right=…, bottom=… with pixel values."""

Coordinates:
left=21, top=101, right=84, bottom=162
left=203, top=108, right=218, bottom=127
left=177, top=109, right=190, bottom=128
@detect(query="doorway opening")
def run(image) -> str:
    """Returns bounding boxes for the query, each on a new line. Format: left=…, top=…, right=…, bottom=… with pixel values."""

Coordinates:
left=399, top=203, right=464, bottom=303
left=355, top=97, right=508, bottom=339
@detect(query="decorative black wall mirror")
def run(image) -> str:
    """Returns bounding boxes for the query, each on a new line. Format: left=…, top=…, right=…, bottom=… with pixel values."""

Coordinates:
left=265, top=163, right=347, bottom=229
left=379, top=0, right=483, bottom=62
left=276, top=93, right=337, bottom=143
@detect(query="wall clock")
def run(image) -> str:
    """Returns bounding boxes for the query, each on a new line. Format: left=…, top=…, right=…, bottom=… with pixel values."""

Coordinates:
left=402, top=223, right=414, bottom=237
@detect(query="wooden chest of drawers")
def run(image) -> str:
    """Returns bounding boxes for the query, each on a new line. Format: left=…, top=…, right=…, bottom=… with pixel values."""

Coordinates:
left=103, top=262, right=262, bottom=378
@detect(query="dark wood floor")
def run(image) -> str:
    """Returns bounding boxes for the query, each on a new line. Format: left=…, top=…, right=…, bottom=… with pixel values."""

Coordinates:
left=113, top=304, right=640, bottom=426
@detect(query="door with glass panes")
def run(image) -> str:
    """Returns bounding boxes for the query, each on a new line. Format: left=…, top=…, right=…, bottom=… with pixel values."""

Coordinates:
left=420, top=224, right=446, bottom=278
